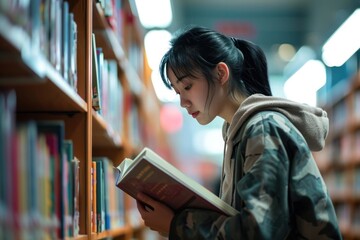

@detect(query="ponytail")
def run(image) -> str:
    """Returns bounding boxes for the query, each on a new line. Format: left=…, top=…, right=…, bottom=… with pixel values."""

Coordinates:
left=159, top=26, right=272, bottom=105
left=231, top=37, right=272, bottom=96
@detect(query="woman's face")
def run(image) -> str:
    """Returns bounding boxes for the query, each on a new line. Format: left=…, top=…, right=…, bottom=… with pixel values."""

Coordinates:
left=167, top=67, right=226, bottom=125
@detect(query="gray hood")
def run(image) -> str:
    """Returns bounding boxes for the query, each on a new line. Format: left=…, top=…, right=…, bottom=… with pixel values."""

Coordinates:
left=222, top=94, right=329, bottom=152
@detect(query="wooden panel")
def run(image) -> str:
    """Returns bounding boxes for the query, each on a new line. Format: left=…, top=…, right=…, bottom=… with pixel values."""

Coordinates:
left=70, top=0, right=93, bottom=236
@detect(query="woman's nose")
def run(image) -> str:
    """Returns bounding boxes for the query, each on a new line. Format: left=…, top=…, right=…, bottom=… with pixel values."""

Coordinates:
left=180, top=96, right=190, bottom=109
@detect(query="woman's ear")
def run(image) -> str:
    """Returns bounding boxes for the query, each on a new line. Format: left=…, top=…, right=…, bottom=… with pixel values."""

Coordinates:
left=216, top=62, right=229, bottom=85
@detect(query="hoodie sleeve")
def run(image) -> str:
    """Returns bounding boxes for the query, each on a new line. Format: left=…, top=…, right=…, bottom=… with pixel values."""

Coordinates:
left=169, top=111, right=341, bottom=240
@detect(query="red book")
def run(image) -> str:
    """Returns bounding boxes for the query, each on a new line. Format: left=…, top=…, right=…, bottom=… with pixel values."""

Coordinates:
left=115, top=147, right=238, bottom=217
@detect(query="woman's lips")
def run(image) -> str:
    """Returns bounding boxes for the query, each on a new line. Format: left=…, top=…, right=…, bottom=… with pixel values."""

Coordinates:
left=191, top=111, right=199, bottom=118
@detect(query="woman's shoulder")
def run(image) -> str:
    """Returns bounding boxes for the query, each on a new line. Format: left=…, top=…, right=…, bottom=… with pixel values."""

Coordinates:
left=237, top=110, right=305, bottom=143
left=243, top=110, right=294, bottom=130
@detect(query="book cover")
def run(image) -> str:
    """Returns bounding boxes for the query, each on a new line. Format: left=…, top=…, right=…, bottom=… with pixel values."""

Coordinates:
left=37, top=121, right=66, bottom=239
left=91, top=161, right=97, bottom=232
left=91, top=33, right=102, bottom=111
left=63, top=139, right=74, bottom=237
left=37, top=134, right=53, bottom=239
left=61, top=0, right=69, bottom=83
left=18, top=122, right=40, bottom=239
left=1, top=91, right=17, bottom=239
left=54, top=0, right=63, bottom=72
left=93, top=157, right=111, bottom=230
left=96, top=47, right=104, bottom=115
left=115, top=147, right=239, bottom=217
left=72, top=157, right=80, bottom=237
left=49, top=0, right=57, bottom=68
left=93, top=159, right=105, bottom=232
left=68, top=12, right=78, bottom=92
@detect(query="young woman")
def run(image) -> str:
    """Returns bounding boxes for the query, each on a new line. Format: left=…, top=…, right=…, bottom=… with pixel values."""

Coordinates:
left=136, top=26, right=342, bottom=239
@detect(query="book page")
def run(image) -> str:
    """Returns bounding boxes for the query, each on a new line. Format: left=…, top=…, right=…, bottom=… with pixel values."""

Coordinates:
left=116, top=148, right=239, bottom=216
left=114, top=158, right=133, bottom=182
left=119, top=158, right=133, bottom=174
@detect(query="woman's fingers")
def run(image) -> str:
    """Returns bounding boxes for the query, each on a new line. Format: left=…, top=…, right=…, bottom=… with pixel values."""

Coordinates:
left=137, top=192, right=155, bottom=211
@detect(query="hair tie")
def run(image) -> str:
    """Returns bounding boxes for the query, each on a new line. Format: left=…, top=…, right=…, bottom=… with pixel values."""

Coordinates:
left=230, top=37, right=237, bottom=45
left=230, top=37, right=244, bottom=63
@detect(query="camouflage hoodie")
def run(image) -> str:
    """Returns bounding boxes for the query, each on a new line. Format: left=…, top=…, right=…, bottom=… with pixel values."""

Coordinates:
left=169, top=94, right=342, bottom=240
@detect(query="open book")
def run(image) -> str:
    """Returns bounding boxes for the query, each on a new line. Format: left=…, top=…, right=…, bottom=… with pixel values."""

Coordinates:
left=114, top=147, right=239, bottom=216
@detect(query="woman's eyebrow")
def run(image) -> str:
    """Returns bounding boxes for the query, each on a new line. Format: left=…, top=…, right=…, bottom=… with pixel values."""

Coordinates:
left=169, top=74, right=189, bottom=87
left=176, top=75, right=188, bottom=83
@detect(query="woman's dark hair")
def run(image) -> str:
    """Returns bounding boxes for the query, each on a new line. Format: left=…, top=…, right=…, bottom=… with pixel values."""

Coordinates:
left=159, top=25, right=272, bottom=103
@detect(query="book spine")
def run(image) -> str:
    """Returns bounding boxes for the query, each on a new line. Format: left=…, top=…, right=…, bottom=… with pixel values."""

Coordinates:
left=61, top=0, right=69, bottom=82
left=72, top=158, right=80, bottom=237
left=0, top=91, right=16, bottom=239
left=91, top=161, right=97, bottom=232
left=92, top=33, right=101, bottom=111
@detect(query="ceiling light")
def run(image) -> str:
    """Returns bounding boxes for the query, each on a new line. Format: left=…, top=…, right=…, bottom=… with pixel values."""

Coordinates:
left=284, top=60, right=326, bottom=106
left=322, top=8, right=360, bottom=67
left=134, top=0, right=173, bottom=28
left=144, top=30, right=172, bottom=69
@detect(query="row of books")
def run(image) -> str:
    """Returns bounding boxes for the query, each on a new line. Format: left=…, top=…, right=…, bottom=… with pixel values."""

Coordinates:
left=331, top=89, right=360, bottom=131
left=96, top=0, right=125, bottom=48
left=314, top=130, right=360, bottom=170
left=331, top=100, right=348, bottom=132
left=92, top=33, right=124, bottom=134
left=326, top=132, right=360, bottom=164
left=91, top=157, right=126, bottom=233
left=0, top=0, right=78, bottom=91
left=96, top=0, right=144, bottom=78
left=93, top=0, right=147, bottom=149
left=335, top=203, right=360, bottom=237
left=324, top=170, right=351, bottom=198
left=323, top=167, right=360, bottom=199
left=353, top=205, right=360, bottom=236
left=335, top=203, right=351, bottom=234
left=0, top=91, right=80, bottom=239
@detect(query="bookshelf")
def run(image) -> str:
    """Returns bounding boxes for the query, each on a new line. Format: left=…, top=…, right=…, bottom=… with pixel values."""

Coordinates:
left=0, top=0, right=169, bottom=239
left=314, top=72, right=360, bottom=240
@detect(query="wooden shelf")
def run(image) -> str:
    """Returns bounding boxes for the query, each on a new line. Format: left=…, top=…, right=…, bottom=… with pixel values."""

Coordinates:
left=92, top=111, right=124, bottom=147
left=93, top=3, right=125, bottom=61
left=71, top=234, right=89, bottom=240
left=316, top=72, right=360, bottom=240
left=91, top=225, right=132, bottom=239
left=0, top=1, right=169, bottom=239
left=0, top=75, right=87, bottom=113
left=0, top=16, right=86, bottom=113
left=92, top=2, right=143, bottom=96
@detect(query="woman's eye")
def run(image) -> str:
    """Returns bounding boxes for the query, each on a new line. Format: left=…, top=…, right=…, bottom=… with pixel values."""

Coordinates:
left=184, top=84, right=192, bottom=91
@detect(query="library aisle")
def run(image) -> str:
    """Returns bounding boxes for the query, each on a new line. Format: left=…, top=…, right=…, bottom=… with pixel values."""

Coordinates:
left=1, top=0, right=360, bottom=240
left=0, top=0, right=172, bottom=239
left=314, top=72, right=360, bottom=239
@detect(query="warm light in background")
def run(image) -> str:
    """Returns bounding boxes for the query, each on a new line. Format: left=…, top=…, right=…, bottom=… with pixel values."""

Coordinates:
left=134, top=0, right=173, bottom=28
left=284, top=60, right=326, bottom=106
left=160, top=104, right=183, bottom=133
left=144, top=30, right=172, bottom=70
left=278, top=43, right=296, bottom=62
left=144, top=29, right=177, bottom=102
left=151, top=70, right=177, bottom=102
left=322, top=8, right=360, bottom=67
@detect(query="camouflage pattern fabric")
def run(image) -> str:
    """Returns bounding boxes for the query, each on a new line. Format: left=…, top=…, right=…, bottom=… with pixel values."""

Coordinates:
left=169, top=111, right=342, bottom=240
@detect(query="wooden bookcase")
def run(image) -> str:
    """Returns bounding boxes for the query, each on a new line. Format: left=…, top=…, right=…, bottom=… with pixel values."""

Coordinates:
left=314, top=72, right=360, bottom=240
left=0, top=0, right=169, bottom=239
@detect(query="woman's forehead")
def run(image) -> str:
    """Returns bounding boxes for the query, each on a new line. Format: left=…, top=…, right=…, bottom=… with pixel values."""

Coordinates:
left=167, top=65, right=202, bottom=81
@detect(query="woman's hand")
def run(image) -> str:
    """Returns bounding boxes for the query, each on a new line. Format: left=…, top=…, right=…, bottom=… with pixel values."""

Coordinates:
left=136, top=192, right=174, bottom=236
